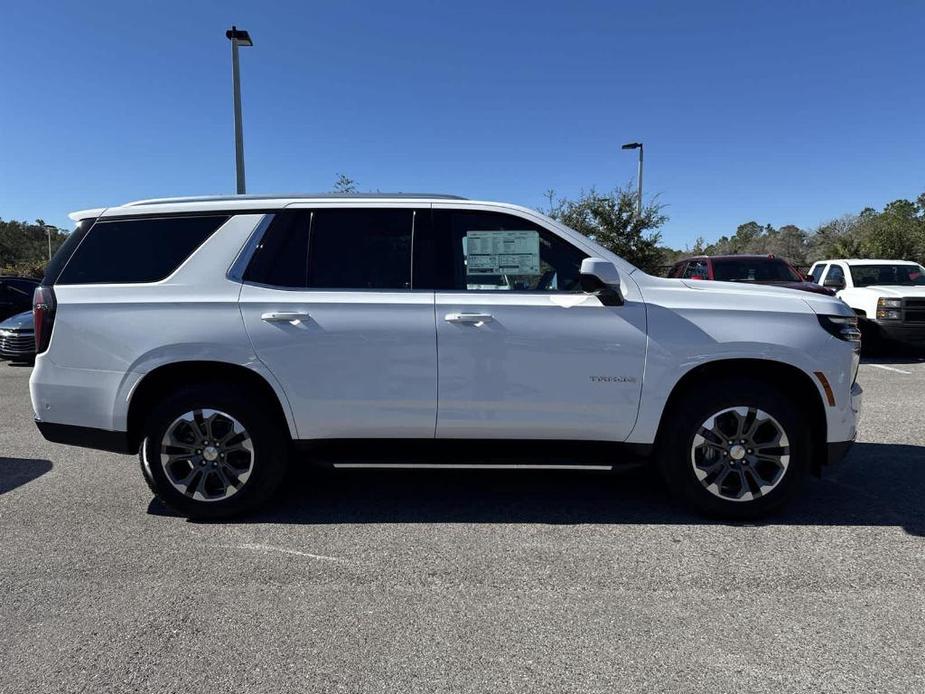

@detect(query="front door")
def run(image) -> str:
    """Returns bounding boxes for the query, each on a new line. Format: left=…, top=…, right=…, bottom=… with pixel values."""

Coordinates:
left=422, top=208, right=647, bottom=441
left=238, top=207, right=437, bottom=439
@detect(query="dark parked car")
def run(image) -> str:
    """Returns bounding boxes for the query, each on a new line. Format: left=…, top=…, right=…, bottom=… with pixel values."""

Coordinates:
left=0, top=277, right=40, bottom=321
left=0, top=310, right=36, bottom=362
left=668, top=255, right=835, bottom=296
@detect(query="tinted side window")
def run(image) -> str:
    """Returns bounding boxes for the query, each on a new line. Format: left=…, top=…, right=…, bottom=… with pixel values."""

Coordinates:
left=826, top=265, right=844, bottom=283
left=44, top=218, right=94, bottom=285
left=243, top=211, right=310, bottom=288
left=668, top=262, right=686, bottom=278
left=57, top=216, right=228, bottom=285
left=4, top=279, right=38, bottom=299
left=683, top=260, right=708, bottom=278
left=308, top=209, right=413, bottom=290
left=810, top=264, right=827, bottom=283
left=424, top=210, right=587, bottom=292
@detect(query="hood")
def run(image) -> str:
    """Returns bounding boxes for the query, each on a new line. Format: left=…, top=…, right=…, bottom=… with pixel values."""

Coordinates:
left=676, top=278, right=850, bottom=316
left=856, top=285, right=925, bottom=298
left=756, top=280, right=835, bottom=296
left=0, top=310, right=34, bottom=331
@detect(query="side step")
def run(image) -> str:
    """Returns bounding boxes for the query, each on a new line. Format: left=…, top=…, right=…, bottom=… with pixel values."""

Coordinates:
left=293, top=439, right=653, bottom=470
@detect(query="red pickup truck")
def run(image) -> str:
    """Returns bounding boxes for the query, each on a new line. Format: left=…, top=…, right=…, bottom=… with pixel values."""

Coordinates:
left=668, top=254, right=835, bottom=296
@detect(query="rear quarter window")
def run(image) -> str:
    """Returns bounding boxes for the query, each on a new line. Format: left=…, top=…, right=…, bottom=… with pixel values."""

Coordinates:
left=57, top=215, right=229, bottom=285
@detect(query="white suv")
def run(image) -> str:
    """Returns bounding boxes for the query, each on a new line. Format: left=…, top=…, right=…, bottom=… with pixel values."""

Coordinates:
left=808, top=259, right=925, bottom=349
left=31, top=194, right=862, bottom=519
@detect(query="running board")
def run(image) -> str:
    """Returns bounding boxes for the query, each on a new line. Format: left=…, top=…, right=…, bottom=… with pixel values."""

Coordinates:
left=330, top=463, right=615, bottom=470
left=294, top=439, right=653, bottom=469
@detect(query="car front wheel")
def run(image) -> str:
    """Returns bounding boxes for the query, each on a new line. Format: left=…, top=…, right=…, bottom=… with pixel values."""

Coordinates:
left=656, top=378, right=810, bottom=518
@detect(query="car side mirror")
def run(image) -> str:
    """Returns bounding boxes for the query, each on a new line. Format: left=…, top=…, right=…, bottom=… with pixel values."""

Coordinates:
left=823, top=278, right=845, bottom=290
left=579, top=258, right=624, bottom=306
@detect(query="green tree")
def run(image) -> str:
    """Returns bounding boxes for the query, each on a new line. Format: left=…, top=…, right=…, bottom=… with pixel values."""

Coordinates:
left=858, top=198, right=925, bottom=260
left=810, top=215, right=864, bottom=261
left=332, top=173, right=357, bottom=194
left=544, top=186, right=667, bottom=272
left=0, top=218, right=69, bottom=277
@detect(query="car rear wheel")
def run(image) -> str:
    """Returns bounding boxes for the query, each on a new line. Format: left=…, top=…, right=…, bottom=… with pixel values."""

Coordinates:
left=139, top=385, right=288, bottom=519
left=656, top=378, right=810, bottom=518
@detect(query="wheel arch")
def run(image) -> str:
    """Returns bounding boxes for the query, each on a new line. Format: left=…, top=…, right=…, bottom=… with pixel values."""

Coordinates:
left=126, top=361, right=294, bottom=453
left=654, top=358, right=828, bottom=475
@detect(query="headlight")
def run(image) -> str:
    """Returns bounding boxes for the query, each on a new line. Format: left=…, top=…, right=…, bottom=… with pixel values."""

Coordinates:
left=818, top=315, right=862, bottom=350
left=877, top=297, right=902, bottom=320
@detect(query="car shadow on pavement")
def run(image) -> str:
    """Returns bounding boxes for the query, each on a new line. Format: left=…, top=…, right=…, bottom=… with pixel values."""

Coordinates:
left=148, top=442, right=924, bottom=536
left=0, top=457, right=53, bottom=495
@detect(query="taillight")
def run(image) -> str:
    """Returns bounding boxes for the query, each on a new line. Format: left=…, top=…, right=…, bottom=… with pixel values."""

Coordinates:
left=33, top=285, right=57, bottom=354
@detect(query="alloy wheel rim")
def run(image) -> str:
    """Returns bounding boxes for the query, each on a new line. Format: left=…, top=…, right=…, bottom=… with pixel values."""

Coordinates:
left=160, top=409, right=254, bottom=502
left=690, top=406, right=790, bottom=502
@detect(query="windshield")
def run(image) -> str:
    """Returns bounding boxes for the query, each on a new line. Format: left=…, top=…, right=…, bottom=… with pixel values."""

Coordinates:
left=850, top=264, right=925, bottom=287
left=711, top=258, right=802, bottom=283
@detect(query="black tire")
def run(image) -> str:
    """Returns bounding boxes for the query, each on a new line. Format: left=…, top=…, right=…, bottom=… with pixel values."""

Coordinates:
left=655, top=377, right=810, bottom=519
left=859, top=318, right=884, bottom=356
left=139, top=384, right=289, bottom=519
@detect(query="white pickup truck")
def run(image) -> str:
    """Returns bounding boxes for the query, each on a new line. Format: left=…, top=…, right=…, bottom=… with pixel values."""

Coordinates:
left=808, top=259, right=925, bottom=348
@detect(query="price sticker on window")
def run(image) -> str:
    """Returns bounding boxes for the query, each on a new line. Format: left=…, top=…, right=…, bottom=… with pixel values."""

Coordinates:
left=465, top=230, right=540, bottom=276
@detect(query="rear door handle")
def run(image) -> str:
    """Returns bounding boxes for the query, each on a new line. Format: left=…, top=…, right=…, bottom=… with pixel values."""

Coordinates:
left=261, top=311, right=310, bottom=323
left=444, top=312, right=493, bottom=324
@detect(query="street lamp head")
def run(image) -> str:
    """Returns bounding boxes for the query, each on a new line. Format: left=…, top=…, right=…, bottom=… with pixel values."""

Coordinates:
left=621, top=142, right=642, bottom=150
left=226, top=26, right=253, bottom=46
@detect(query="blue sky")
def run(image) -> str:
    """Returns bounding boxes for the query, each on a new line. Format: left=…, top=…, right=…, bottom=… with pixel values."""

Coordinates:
left=1, top=0, right=923, bottom=248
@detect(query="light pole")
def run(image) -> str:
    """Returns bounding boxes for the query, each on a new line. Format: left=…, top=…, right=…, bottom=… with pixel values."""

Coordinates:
left=226, top=26, right=253, bottom=195
left=621, top=142, right=643, bottom=218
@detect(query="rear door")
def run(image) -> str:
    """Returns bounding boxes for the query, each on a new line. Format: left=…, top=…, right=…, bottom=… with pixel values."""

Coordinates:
left=419, top=206, right=647, bottom=441
left=238, top=206, right=438, bottom=439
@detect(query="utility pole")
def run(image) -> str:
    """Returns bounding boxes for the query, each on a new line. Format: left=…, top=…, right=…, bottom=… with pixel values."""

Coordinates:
left=621, top=142, right=644, bottom=217
left=226, top=26, right=253, bottom=194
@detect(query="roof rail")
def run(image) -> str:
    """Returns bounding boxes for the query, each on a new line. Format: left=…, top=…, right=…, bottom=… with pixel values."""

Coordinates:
left=122, top=193, right=468, bottom=207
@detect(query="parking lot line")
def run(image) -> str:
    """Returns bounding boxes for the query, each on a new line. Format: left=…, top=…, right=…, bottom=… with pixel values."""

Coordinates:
left=866, top=364, right=912, bottom=375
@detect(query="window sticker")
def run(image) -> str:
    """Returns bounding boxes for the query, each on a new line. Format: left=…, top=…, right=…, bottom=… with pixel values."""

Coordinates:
left=465, top=230, right=540, bottom=276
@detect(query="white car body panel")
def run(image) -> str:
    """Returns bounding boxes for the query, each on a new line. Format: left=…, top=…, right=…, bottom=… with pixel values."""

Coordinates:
left=239, top=285, right=437, bottom=439
left=434, top=289, right=647, bottom=440
left=627, top=277, right=859, bottom=445
left=30, top=214, right=298, bottom=437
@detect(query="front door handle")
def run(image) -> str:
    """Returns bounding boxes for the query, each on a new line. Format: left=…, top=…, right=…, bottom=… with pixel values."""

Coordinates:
left=261, top=311, right=310, bottom=323
left=444, top=312, right=494, bottom=324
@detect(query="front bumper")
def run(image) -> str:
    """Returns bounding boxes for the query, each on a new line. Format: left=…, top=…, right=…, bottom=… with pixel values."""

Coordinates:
left=875, top=321, right=925, bottom=345
left=824, top=381, right=861, bottom=468
left=0, top=330, right=35, bottom=360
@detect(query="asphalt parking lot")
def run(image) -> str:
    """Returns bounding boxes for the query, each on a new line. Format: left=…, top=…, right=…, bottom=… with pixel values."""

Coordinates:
left=1, top=358, right=923, bottom=693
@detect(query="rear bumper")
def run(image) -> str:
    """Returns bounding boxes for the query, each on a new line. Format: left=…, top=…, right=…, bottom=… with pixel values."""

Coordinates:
left=35, top=420, right=134, bottom=454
